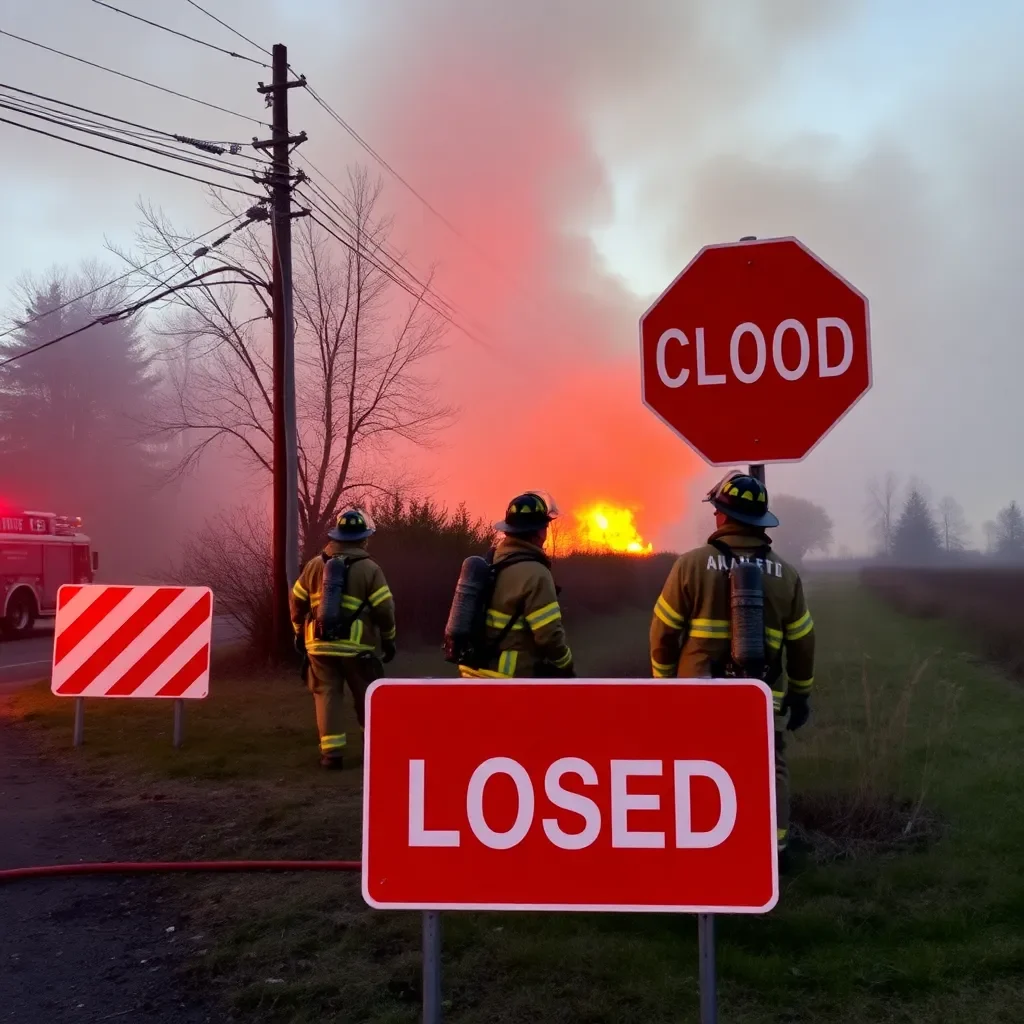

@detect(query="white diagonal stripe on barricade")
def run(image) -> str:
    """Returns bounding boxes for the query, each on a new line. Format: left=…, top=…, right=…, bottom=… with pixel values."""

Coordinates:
left=130, top=622, right=211, bottom=699
left=69, top=589, right=204, bottom=697
left=52, top=586, right=162, bottom=686
left=54, top=583, right=125, bottom=631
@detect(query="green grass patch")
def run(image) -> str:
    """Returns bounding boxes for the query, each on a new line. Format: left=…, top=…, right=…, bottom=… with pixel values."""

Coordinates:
left=4, top=586, right=1024, bottom=1022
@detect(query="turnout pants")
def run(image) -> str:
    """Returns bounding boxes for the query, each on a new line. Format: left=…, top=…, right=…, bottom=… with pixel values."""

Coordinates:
left=307, top=655, right=375, bottom=760
left=775, top=724, right=790, bottom=852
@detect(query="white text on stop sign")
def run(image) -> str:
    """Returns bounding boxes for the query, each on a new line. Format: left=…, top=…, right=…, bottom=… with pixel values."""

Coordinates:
left=407, top=757, right=738, bottom=851
left=656, top=317, right=853, bottom=388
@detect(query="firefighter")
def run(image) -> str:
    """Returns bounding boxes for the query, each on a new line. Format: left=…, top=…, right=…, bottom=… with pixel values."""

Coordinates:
left=456, top=490, right=575, bottom=679
left=290, top=509, right=397, bottom=769
left=648, top=471, right=815, bottom=862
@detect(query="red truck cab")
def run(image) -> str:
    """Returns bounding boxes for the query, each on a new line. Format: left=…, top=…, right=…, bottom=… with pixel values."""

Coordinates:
left=0, top=509, right=97, bottom=638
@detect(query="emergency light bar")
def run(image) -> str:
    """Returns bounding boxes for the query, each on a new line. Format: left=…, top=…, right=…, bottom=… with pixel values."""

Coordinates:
left=0, top=511, right=83, bottom=536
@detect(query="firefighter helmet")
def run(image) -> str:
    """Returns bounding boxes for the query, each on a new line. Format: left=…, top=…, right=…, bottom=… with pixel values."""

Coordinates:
left=704, top=471, right=779, bottom=528
left=494, top=490, right=560, bottom=535
left=328, top=508, right=376, bottom=542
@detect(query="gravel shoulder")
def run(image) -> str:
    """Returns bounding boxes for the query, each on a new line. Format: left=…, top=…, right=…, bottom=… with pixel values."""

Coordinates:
left=0, top=720, right=214, bottom=1024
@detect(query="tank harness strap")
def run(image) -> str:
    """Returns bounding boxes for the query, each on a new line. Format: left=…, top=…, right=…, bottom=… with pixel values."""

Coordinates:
left=485, top=552, right=550, bottom=655
left=318, top=553, right=370, bottom=633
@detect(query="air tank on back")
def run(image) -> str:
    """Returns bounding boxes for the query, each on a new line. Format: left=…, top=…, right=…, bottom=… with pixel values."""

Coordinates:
left=729, top=557, right=765, bottom=678
left=317, top=555, right=348, bottom=641
left=443, top=554, right=491, bottom=664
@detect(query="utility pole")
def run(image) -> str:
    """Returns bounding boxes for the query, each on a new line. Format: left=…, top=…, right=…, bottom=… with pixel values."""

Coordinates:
left=256, top=45, right=306, bottom=662
left=739, top=236, right=765, bottom=489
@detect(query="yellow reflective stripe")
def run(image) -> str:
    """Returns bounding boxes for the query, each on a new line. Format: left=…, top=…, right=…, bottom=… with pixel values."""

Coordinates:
left=382, top=626, right=396, bottom=640
left=485, top=610, right=526, bottom=631
left=765, top=627, right=783, bottom=651
left=689, top=618, right=730, bottom=639
left=652, top=659, right=675, bottom=678
left=553, top=648, right=572, bottom=669
left=497, top=650, right=518, bottom=676
left=341, top=595, right=363, bottom=611
left=788, top=677, right=813, bottom=693
left=785, top=611, right=813, bottom=640
left=292, top=581, right=309, bottom=600
left=526, top=601, right=561, bottom=629
left=459, top=665, right=512, bottom=679
left=320, top=734, right=347, bottom=752
left=777, top=828, right=788, bottom=840
left=351, top=618, right=363, bottom=645
left=369, top=585, right=392, bottom=607
left=654, top=596, right=685, bottom=630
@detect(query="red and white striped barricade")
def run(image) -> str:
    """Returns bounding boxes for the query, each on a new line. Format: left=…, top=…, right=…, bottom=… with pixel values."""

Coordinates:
left=50, top=584, right=214, bottom=747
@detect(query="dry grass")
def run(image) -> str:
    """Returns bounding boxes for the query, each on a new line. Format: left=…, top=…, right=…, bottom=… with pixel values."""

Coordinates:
left=861, top=566, right=1024, bottom=679
left=6, top=582, right=1022, bottom=1023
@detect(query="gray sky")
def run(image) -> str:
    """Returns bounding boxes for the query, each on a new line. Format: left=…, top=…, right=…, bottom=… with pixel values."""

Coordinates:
left=3, top=0, right=1023, bottom=553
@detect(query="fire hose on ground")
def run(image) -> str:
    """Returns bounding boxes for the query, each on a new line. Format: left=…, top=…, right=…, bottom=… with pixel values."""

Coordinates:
left=0, top=859, right=361, bottom=881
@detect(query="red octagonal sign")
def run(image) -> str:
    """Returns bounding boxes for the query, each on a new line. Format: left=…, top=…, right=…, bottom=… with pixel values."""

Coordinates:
left=640, top=236, right=871, bottom=465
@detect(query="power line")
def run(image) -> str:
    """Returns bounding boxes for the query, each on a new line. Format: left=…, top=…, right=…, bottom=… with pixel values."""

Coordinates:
left=0, top=114, right=265, bottom=199
left=0, top=81, right=260, bottom=157
left=305, top=207, right=492, bottom=351
left=0, top=29, right=268, bottom=127
left=181, top=0, right=273, bottom=59
left=0, top=98, right=262, bottom=182
left=0, top=214, right=248, bottom=342
left=0, top=267, right=267, bottom=369
left=90, top=1, right=270, bottom=67
left=300, top=83, right=472, bottom=245
left=298, top=171, right=459, bottom=318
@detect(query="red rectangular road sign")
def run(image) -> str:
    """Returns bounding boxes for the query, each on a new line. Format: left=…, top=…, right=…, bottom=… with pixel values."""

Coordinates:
left=362, top=679, right=777, bottom=914
left=50, top=585, right=214, bottom=700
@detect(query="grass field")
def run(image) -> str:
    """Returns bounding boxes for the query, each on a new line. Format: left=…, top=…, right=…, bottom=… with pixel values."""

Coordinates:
left=862, top=565, right=1024, bottom=680
left=4, top=580, right=1024, bottom=1023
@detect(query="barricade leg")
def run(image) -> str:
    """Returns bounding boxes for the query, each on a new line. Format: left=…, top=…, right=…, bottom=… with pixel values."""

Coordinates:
left=422, top=910, right=443, bottom=1024
left=173, top=699, right=185, bottom=749
left=698, top=913, right=717, bottom=1024
left=73, top=697, right=85, bottom=747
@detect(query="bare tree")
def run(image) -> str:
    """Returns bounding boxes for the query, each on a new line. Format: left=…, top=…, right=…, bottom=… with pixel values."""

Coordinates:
left=982, top=519, right=997, bottom=554
left=865, top=472, right=900, bottom=557
left=937, top=496, right=969, bottom=554
left=116, top=167, right=453, bottom=559
left=166, top=506, right=272, bottom=654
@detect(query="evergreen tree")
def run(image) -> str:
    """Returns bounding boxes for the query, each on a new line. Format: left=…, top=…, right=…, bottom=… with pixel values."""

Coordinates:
left=891, top=488, right=941, bottom=564
left=995, top=501, right=1024, bottom=559
left=0, top=268, right=167, bottom=577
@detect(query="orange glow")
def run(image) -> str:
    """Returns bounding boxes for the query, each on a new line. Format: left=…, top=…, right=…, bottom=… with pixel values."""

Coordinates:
left=559, top=502, right=653, bottom=555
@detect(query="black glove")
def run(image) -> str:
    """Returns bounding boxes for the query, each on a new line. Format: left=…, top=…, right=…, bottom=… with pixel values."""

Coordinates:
left=293, top=633, right=305, bottom=656
left=781, top=691, right=810, bottom=732
left=381, top=638, right=397, bottom=664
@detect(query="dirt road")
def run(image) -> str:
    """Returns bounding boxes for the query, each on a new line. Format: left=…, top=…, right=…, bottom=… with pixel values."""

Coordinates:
left=0, top=723, right=214, bottom=1023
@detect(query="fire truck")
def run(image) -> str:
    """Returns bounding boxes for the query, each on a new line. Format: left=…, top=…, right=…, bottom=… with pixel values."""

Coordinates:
left=0, top=509, right=98, bottom=638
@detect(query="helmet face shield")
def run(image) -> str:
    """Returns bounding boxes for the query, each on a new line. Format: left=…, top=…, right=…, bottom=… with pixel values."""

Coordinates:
left=523, top=489, right=560, bottom=519
left=494, top=490, right=559, bottom=535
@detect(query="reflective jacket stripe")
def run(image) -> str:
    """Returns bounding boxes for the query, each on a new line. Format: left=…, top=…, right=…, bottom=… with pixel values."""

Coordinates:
left=654, top=595, right=686, bottom=630
left=526, top=601, right=561, bottom=630
left=785, top=611, right=814, bottom=640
